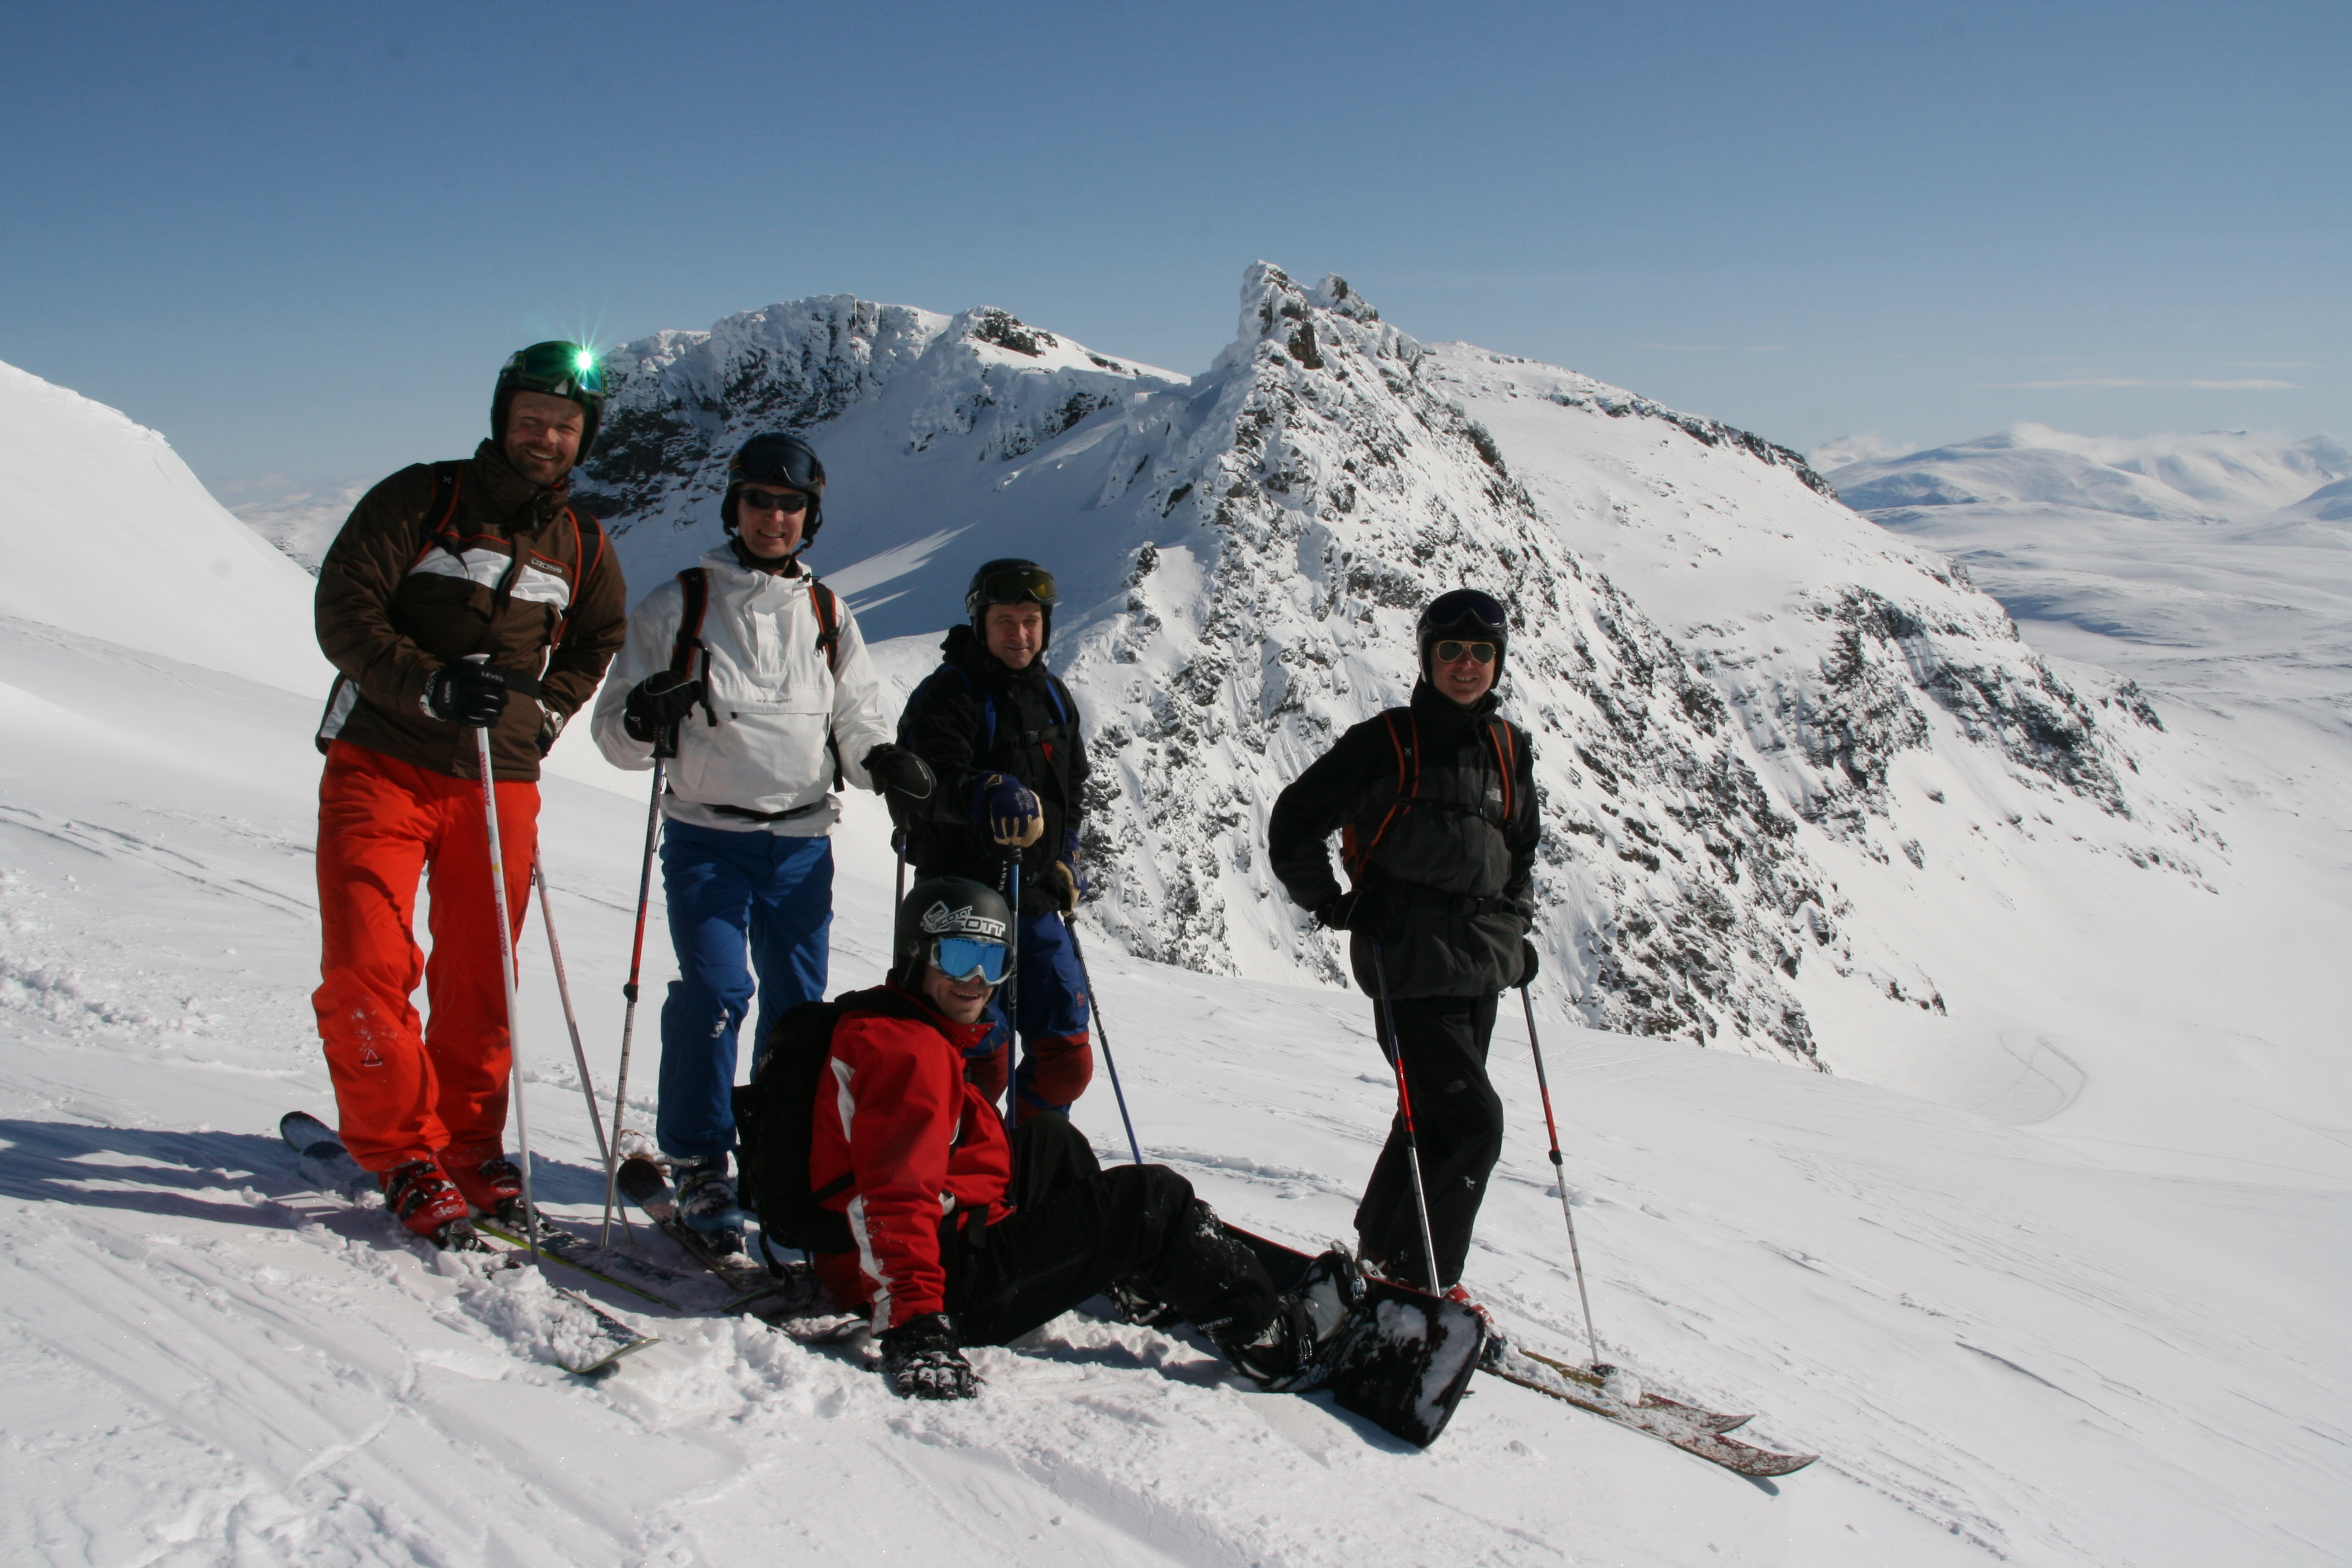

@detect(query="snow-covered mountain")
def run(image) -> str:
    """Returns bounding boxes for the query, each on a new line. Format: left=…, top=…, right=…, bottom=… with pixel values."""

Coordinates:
left=577, top=269, right=2210, bottom=1081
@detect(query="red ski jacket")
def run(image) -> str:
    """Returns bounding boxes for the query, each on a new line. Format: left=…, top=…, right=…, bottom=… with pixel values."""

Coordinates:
left=811, top=984, right=1011, bottom=1330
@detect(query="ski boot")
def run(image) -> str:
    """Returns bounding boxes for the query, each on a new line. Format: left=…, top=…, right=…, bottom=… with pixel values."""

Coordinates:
left=439, top=1143, right=528, bottom=1227
left=1443, top=1282, right=1510, bottom=1370
left=381, top=1158, right=480, bottom=1250
left=675, top=1155, right=747, bottom=1256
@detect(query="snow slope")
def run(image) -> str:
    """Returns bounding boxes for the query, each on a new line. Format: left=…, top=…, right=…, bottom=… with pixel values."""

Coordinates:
left=1, top=613, right=2343, bottom=1567
left=0, top=362, right=328, bottom=694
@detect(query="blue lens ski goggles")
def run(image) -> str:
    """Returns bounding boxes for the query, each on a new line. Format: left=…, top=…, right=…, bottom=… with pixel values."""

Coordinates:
left=930, top=936, right=1008, bottom=985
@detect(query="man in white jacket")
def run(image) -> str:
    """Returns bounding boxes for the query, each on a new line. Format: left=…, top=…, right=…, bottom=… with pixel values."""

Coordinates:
left=592, top=434, right=935, bottom=1249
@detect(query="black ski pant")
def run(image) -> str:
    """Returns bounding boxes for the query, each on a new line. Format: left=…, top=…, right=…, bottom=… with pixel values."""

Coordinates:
left=1357, top=991, right=1503, bottom=1291
left=943, top=1111, right=1277, bottom=1348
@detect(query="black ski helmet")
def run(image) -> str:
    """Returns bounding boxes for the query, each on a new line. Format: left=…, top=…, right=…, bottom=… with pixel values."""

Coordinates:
left=1416, top=587, right=1511, bottom=682
left=722, top=433, right=827, bottom=546
left=893, top=876, right=1014, bottom=985
left=965, top=558, right=1059, bottom=651
left=492, top=341, right=607, bottom=460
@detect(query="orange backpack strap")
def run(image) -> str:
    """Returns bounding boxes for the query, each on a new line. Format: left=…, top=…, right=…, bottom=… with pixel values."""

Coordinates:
left=1342, top=710, right=1421, bottom=881
left=403, top=461, right=466, bottom=569
left=1487, top=720, right=1517, bottom=821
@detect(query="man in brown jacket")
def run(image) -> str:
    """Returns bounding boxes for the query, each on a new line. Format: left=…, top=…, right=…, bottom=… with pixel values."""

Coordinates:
left=310, top=342, right=627, bottom=1246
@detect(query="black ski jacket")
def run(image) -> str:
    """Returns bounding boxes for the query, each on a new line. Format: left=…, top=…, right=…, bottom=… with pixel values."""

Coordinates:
left=1269, top=681, right=1538, bottom=999
left=897, top=625, right=1089, bottom=915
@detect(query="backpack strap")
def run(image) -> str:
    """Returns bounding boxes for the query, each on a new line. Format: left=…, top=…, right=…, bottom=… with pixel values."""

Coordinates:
left=806, top=574, right=844, bottom=675
left=1486, top=720, right=1516, bottom=823
left=1342, top=710, right=1421, bottom=881
left=670, top=567, right=718, bottom=729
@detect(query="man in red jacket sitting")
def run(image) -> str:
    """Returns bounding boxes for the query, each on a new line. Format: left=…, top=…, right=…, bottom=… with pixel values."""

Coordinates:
left=809, top=877, right=1339, bottom=1400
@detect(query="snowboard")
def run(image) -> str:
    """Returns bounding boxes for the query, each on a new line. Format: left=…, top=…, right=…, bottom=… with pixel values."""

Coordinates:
left=1231, top=1228, right=1486, bottom=1449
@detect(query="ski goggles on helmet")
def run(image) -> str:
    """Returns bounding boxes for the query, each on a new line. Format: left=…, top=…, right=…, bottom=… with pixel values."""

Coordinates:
left=930, top=936, right=1008, bottom=985
left=1420, top=588, right=1508, bottom=639
left=736, top=488, right=811, bottom=513
left=972, top=565, right=1058, bottom=608
left=1432, top=640, right=1497, bottom=665
left=501, top=341, right=604, bottom=402
left=729, top=433, right=826, bottom=493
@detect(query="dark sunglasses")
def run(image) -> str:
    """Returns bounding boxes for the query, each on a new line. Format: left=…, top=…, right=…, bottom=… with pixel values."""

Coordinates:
left=738, top=489, right=811, bottom=514
left=1434, top=640, right=1497, bottom=664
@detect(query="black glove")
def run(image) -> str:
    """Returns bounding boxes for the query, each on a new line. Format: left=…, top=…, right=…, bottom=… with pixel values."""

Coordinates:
left=1313, top=889, right=1363, bottom=931
left=622, top=670, right=706, bottom=743
left=1518, top=938, right=1540, bottom=988
left=877, top=1312, right=979, bottom=1400
left=421, top=661, right=511, bottom=727
left=1046, top=860, right=1081, bottom=913
left=862, top=743, right=936, bottom=804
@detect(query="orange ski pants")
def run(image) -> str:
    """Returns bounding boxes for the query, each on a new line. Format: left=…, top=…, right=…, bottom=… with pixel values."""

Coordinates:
left=312, top=740, right=538, bottom=1172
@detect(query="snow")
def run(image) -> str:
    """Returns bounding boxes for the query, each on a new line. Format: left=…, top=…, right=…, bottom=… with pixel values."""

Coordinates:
left=3, top=292, right=2348, bottom=1567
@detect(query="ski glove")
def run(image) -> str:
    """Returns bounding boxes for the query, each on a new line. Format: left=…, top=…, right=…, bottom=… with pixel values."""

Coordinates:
left=1046, top=860, right=1082, bottom=913
left=1518, top=938, right=1540, bottom=988
left=861, top=743, right=936, bottom=804
left=877, top=1313, right=979, bottom=1400
left=1313, top=889, right=1365, bottom=931
left=622, top=670, right=706, bottom=743
left=971, top=773, right=1045, bottom=848
left=422, top=661, right=511, bottom=727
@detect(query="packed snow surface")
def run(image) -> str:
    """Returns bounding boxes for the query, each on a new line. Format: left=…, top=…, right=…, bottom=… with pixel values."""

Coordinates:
left=2, top=298, right=2347, bottom=1568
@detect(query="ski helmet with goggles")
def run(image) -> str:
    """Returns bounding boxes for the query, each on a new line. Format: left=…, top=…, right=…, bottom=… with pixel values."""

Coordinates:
left=893, top=877, right=1014, bottom=987
left=722, top=433, right=828, bottom=545
left=492, top=341, right=607, bottom=460
left=965, top=558, right=1059, bottom=651
left=1416, top=587, right=1511, bottom=681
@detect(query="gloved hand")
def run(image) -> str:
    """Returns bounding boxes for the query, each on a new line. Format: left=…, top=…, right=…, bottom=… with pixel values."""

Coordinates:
left=877, top=1312, right=979, bottom=1400
left=1518, top=937, right=1540, bottom=988
left=622, top=670, right=706, bottom=743
left=862, top=743, right=936, bottom=804
left=1046, top=860, right=1082, bottom=913
left=1313, top=889, right=1364, bottom=931
left=421, top=661, right=511, bottom=727
left=970, top=773, right=1044, bottom=848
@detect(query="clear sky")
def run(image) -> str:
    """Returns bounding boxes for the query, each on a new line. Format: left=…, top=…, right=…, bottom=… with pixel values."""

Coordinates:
left=3, top=0, right=2343, bottom=486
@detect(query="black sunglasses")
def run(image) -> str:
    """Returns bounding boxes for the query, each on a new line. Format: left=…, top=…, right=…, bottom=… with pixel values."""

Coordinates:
left=738, top=489, right=810, bottom=514
left=1434, top=640, right=1496, bottom=664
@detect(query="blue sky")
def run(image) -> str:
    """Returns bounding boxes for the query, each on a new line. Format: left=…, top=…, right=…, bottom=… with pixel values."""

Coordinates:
left=2, top=0, right=2343, bottom=484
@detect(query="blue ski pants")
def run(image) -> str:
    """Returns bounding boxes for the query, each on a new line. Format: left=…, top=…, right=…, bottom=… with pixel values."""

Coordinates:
left=658, top=820, right=833, bottom=1160
left=969, top=910, right=1093, bottom=1121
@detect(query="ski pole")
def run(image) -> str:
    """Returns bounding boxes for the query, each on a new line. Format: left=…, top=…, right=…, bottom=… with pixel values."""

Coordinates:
left=471, top=705, right=538, bottom=1263
left=892, top=824, right=907, bottom=911
left=1000, top=854, right=1022, bottom=1122
left=1371, top=941, right=1443, bottom=1296
left=601, top=746, right=667, bottom=1246
left=531, top=854, right=614, bottom=1178
left=1063, top=924, right=1143, bottom=1164
left=1522, top=984, right=1604, bottom=1369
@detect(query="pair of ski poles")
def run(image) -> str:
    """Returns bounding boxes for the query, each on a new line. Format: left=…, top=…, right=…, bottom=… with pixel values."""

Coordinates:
left=468, top=706, right=618, bottom=1265
left=1372, top=941, right=1604, bottom=1370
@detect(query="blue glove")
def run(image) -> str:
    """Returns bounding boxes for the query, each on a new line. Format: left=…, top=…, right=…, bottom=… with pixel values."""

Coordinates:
left=970, top=773, right=1044, bottom=847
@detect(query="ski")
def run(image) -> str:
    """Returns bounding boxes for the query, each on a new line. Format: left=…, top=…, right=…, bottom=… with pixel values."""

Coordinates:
left=613, top=1154, right=858, bottom=1334
left=1481, top=1342, right=1815, bottom=1477
left=277, top=1112, right=661, bottom=1377
left=281, top=1111, right=693, bottom=1307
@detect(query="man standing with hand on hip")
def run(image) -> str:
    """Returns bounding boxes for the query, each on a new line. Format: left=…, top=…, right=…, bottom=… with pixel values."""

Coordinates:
left=310, top=342, right=627, bottom=1247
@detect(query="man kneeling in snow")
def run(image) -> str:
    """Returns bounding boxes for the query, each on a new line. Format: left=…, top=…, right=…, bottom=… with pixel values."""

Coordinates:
left=768, top=877, right=1336, bottom=1399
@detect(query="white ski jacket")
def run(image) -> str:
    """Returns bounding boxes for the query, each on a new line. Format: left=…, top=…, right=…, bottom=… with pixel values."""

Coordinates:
left=591, top=549, right=894, bottom=836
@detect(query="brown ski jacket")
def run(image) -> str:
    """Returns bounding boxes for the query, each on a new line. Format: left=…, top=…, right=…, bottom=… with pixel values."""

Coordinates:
left=314, top=440, right=627, bottom=782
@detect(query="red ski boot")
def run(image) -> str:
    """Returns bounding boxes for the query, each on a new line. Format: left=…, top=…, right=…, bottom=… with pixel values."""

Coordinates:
left=439, top=1143, right=527, bottom=1226
left=381, top=1159, right=477, bottom=1249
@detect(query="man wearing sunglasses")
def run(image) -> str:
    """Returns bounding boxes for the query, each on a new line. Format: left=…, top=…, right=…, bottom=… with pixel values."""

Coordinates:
left=800, top=878, right=1334, bottom=1402
left=896, top=557, right=1095, bottom=1123
left=1266, top=588, right=1540, bottom=1301
left=590, top=433, right=933, bottom=1252
left=309, top=342, right=629, bottom=1246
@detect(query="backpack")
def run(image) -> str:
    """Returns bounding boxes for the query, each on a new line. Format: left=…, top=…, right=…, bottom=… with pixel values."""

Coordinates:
left=733, top=985, right=929, bottom=1255
left=669, top=564, right=848, bottom=779
left=1339, top=707, right=1521, bottom=883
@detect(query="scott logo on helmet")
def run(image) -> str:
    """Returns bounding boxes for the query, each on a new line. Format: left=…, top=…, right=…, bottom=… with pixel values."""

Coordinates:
left=918, top=901, right=1008, bottom=941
